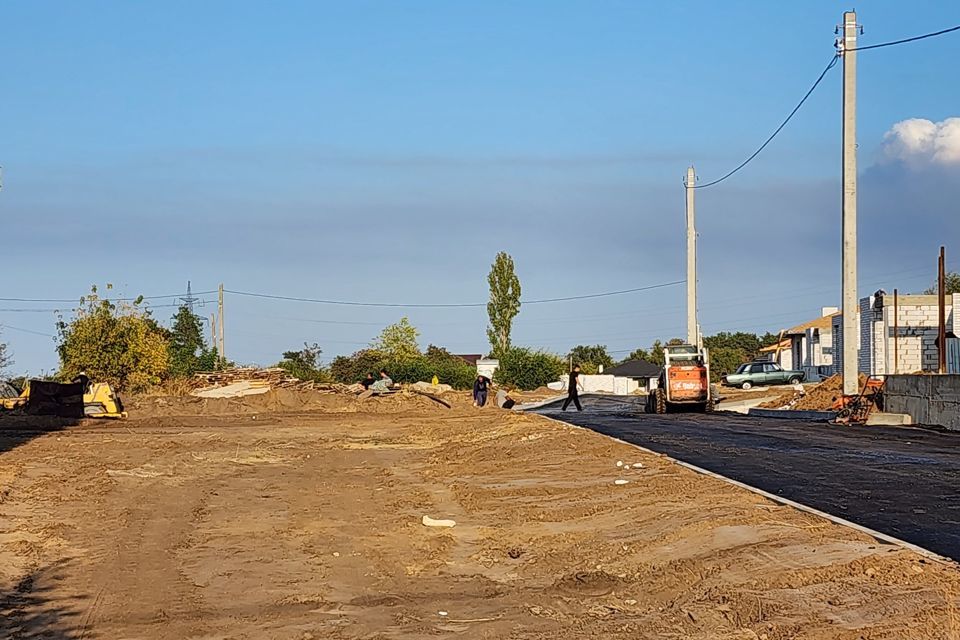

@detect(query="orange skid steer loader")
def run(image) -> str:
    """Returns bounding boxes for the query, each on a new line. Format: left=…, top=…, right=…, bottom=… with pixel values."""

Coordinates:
left=646, top=344, right=714, bottom=414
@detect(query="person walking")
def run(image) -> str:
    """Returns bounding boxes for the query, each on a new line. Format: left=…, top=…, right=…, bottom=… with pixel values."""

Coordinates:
left=562, top=364, right=583, bottom=411
left=473, top=374, right=491, bottom=407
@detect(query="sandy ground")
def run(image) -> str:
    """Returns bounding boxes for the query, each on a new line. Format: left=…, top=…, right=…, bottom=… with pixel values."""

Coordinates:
left=2, top=390, right=960, bottom=639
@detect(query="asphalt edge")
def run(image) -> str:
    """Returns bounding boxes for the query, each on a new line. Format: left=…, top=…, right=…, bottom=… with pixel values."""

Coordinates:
left=538, top=415, right=957, bottom=569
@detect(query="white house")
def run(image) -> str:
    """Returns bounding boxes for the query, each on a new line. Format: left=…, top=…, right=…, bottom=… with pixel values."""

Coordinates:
left=475, top=358, right=499, bottom=379
left=760, top=307, right=839, bottom=380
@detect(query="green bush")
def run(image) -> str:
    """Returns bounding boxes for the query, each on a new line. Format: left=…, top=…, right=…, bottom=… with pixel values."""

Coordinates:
left=420, top=345, right=476, bottom=389
left=329, top=346, right=476, bottom=390
left=330, top=349, right=385, bottom=384
left=56, top=285, right=170, bottom=393
left=277, top=343, right=331, bottom=383
left=494, top=347, right=565, bottom=390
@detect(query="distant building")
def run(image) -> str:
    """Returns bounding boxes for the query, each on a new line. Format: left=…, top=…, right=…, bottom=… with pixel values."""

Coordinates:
left=454, top=354, right=483, bottom=367
left=759, top=307, right=839, bottom=380
left=602, top=359, right=661, bottom=392
left=475, top=358, right=499, bottom=380
left=833, top=292, right=960, bottom=377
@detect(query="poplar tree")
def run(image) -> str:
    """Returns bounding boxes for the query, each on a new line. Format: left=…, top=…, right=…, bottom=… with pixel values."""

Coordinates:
left=486, top=252, right=521, bottom=358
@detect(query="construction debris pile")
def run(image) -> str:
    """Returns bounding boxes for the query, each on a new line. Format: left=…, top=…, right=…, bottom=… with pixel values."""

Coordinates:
left=759, top=373, right=868, bottom=411
left=191, top=368, right=352, bottom=398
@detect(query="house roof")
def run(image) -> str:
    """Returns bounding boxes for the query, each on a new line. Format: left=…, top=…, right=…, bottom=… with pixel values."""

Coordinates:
left=604, top=359, right=661, bottom=378
left=759, top=339, right=791, bottom=353
left=784, top=313, right=840, bottom=336
left=454, top=354, right=483, bottom=366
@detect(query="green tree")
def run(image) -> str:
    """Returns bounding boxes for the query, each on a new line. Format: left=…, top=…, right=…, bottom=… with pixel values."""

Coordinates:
left=486, top=252, right=522, bottom=358
left=494, top=347, right=565, bottom=390
left=568, top=344, right=614, bottom=374
left=372, top=317, right=421, bottom=361
left=330, top=349, right=386, bottom=384
left=703, top=332, right=763, bottom=362
left=277, top=342, right=329, bottom=382
left=56, top=285, right=170, bottom=393
left=647, top=338, right=684, bottom=366
left=625, top=347, right=651, bottom=363
left=168, top=305, right=215, bottom=377
left=924, top=272, right=960, bottom=296
left=709, top=346, right=749, bottom=382
left=328, top=345, right=476, bottom=389
left=649, top=340, right=665, bottom=366
left=759, top=332, right=781, bottom=349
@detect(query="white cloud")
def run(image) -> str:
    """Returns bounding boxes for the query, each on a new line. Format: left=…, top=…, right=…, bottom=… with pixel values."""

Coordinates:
left=881, top=117, right=960, bottom=166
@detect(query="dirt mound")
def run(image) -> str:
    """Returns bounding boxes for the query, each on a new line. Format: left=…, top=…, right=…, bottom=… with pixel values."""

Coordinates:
left=760, top=373, right=867, bottom=410
left=127, top=388, right=476, bottom=418
left=553, top=570, right=624, bottom=597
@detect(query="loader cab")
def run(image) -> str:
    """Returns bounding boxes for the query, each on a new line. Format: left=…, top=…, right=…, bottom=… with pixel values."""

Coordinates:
left=648, top=344, right=713, bottom=414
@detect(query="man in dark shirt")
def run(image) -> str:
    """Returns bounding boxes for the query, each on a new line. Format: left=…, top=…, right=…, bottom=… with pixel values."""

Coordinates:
left=360, top=373, right=376, bottom=390
left=473, top=375, right=490, bottom=407
left=562, top=364, right=583, bottom=411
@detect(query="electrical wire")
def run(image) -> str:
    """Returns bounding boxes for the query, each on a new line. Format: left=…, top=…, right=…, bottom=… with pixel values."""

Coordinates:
left=223, top=280, right=685, bottom=308
left=848, top=24, right=960, bottom=52
left=693, top=23, right=960, bottom=189
left=0, top=323, right=55, bottom=338
left=693, top=54, right=840, bottom=189
left=0, top=291, right=217, bottom=304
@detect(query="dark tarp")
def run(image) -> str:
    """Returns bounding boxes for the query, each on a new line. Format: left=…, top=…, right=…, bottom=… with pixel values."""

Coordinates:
left=26, top=380, right=85, bottom=418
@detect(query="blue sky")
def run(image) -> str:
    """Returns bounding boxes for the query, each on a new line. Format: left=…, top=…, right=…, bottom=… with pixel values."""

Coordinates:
left=2, top=1, right=959, bottom=373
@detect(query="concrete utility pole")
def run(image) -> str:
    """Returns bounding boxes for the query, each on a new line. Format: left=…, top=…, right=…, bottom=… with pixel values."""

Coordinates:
left=939, top=246, right=947, bottom=374
left=685, top=166, right=698, bottom=346
left=218, top=284, right=225, bottom=361
left=840, top=11, right=859, bottom=396
left=209, top=313, right=217, bottom=351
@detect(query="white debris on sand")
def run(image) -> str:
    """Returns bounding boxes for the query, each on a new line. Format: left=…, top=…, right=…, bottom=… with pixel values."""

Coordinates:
left=192, top=381, right=271, bottom=399
left=422, top=515, right=457, bottom=528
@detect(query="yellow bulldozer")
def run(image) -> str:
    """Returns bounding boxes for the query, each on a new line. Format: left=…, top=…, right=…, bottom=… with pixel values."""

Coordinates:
left=0, top=378, right=126, bottom=419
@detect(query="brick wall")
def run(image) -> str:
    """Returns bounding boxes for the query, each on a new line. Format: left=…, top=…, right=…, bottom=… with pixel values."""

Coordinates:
left=885, top=301, right=944, bottom=374
left=859, top=297, right=875, bottom=374
left=833, top=294, right=954, bottom=377
left=833, top=313, right=845, bottom=377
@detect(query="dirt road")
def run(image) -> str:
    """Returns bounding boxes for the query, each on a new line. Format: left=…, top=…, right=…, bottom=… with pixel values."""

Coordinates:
left=2, top=390, right=960, bottom=639
left=543, top=400, right=960, bottom=561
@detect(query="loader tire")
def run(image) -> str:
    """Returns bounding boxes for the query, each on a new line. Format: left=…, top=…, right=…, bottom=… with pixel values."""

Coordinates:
left=654, top=388, right=667, bottom=415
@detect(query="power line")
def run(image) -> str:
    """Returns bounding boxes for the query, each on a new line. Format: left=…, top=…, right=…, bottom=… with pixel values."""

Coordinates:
left=848, top=24, right=960, bottom=52
left=0, top=291, right=217, bottom=304
left=693, top=54, right=840, bottom=189
left=223, top=280, right=685, bottom=308
left=0, top=323, right=55, bottom=338
left=694, top=22, right=960, bottom=190
left=0, top=300, right=212, bottom=314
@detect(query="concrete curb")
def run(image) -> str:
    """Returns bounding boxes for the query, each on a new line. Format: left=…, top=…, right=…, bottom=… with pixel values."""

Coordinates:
left=514, top=394, right=646, bottom=412
left=746, top=408, right=836, bottom=421
left=865, top=412, right=913, bottom=426
left=538, top=415, right=956, bottom=568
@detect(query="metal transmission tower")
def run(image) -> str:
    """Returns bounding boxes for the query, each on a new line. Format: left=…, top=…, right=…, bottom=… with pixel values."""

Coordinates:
left=180, top=281, right=199, bottom=313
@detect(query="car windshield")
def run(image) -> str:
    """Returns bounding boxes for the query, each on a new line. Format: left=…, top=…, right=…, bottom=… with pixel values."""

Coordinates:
left=735, top=364, right=750, bottom=374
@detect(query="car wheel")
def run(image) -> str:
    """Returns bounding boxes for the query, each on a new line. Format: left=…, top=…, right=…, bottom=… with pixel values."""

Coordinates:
left=788, top=376, right=801, bottom=385
left=741, top=381, right=753, bottom=390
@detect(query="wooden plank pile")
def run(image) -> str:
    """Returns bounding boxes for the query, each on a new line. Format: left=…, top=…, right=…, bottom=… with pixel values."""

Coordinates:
left=191, top=367, right=352, bottom=393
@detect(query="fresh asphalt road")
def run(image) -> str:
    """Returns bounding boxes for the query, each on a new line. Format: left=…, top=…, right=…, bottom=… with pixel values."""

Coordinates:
left=536, top=397, right=960, bottom=561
